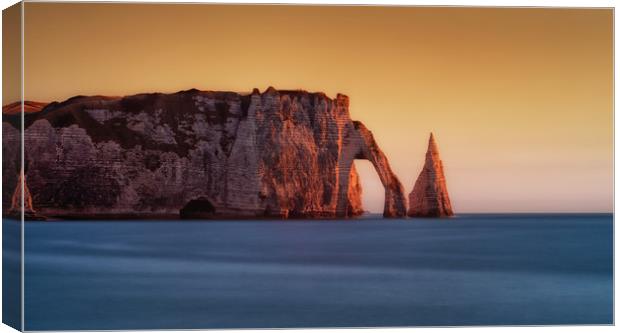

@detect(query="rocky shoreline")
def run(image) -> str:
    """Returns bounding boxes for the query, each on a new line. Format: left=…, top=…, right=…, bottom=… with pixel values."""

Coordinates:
left=3, top=88, right=412, bottom=220
left=3, top=88, right=453, bottom=221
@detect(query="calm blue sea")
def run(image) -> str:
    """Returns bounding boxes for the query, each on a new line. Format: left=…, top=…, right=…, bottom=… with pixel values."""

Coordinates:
left=10, top=214, right=614, bottom=330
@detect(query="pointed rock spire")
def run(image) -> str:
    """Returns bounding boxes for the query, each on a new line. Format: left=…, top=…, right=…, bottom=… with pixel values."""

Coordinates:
left=428, top=132, right=438, bottom=154
left=408, top=133, right=454, bottom=217
left=10, top=169, right=35, bottom=214
left=8, top=169, right=46, bottom=220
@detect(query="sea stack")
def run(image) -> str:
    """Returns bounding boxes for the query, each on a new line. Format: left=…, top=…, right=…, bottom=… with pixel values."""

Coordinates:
left=408, top=133, right=454, bottom=217
left=10, top=169, right=35, bottom=214
left=9, top=169, right=45, bottom=220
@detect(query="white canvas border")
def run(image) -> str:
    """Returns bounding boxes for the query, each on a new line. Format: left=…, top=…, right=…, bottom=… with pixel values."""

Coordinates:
left=0, top=1, right=615, bottom=333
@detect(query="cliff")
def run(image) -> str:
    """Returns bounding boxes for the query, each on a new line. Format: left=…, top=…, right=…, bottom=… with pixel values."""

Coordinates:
left=2, top=101, right=47, bottom=115
left=2, top=88, right=406, bottom=219
left=408, top=133, right=454, bottom=217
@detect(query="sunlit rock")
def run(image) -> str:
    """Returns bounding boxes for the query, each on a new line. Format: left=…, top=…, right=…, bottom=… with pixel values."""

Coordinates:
left=408, top=133, right=454, bottom=218
left=2, top=88, right=407, bottom=219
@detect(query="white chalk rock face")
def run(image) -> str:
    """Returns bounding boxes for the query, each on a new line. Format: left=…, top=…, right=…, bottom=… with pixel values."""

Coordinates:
left=408, top=133, right=454, bottom=218
left=2, top=88, right=407, bottom=219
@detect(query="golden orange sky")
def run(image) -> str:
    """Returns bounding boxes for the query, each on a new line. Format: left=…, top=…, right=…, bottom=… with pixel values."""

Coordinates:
left=10, top=3, right=614, bottom=213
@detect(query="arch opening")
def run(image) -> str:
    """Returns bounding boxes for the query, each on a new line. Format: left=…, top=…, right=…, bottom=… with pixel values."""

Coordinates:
left=180, top=197, right=216, bottom=219
left=352, top=159, right=385, bottom=216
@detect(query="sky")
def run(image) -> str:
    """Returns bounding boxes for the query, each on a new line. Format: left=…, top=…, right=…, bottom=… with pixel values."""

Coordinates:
left=10, top=3, right=613, bottom=213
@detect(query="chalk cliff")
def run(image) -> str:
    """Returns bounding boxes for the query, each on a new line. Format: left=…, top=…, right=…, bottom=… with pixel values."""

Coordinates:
left=408, top=133, right=454, bottom=217
left=2, top=88, right=406, bottom=219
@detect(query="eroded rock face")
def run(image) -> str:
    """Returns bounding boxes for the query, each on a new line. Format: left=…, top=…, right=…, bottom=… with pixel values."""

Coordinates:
left=346, top=164, right=364, bottom=217
left=2, top=122, right=20, bottom=214
left=2, top=88, right=407, bottom=219
left=7, top=169, right=46, bottom=220
left=10, top=170, right=35, bottom=214
left=408, top=133, right=454, bottom=217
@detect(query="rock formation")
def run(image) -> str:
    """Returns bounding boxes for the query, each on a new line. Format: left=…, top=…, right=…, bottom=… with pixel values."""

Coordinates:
left=408, top=133, right=454, bottom=217
left=2, top=101, right=47, bottom=115
left=7, top=169, right=45, bottom=220
left=2, top=88, right=407, bottom=219
left=346, top=163, right=364, bottom=217
left=10, top=169, right=34, bottom=213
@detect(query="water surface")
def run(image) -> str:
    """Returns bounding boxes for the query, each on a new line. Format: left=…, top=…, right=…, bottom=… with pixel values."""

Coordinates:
left=19, top=214, right=613, bottom=330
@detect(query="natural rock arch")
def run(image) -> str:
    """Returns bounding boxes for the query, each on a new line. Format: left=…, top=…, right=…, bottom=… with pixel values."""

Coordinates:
left=4, top=88, right=408, bottom=219
left=335, top=121, right=407, bottom=217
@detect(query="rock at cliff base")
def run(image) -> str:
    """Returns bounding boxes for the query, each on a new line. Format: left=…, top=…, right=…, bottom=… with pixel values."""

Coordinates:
left=8, top=170, right=46, bottom=220
left=408, top=133, right=454, bottom=218
left=346, top=163, right=364, bottom=217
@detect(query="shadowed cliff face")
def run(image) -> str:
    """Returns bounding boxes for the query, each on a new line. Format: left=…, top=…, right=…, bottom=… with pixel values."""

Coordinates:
left=2, top=101, right=48, bottom=214
left=2, top=88, right=407, bottom=219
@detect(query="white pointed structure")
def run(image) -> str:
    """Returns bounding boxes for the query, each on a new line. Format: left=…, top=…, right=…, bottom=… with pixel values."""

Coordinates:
left=408, top=133, right=454, bottom=217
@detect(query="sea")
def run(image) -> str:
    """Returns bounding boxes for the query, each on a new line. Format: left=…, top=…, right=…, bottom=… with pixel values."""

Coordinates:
left=4, top=213, right=614, bottom=330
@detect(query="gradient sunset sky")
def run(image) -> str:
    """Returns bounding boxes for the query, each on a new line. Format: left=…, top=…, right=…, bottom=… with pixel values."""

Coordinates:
left=11, top=3, right=613, bottom=213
